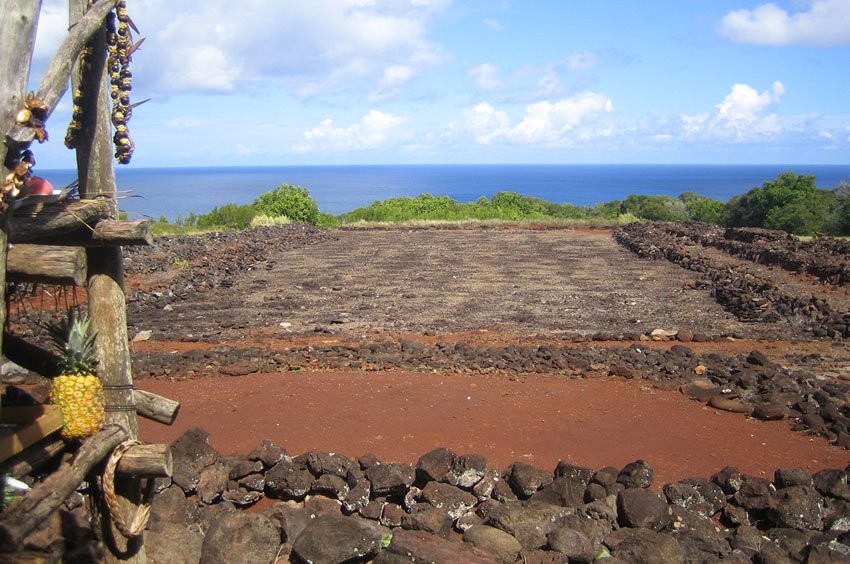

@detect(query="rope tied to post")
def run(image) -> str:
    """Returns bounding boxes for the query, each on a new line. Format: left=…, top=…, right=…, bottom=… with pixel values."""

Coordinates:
left=101, top=439, right=154, bottom=538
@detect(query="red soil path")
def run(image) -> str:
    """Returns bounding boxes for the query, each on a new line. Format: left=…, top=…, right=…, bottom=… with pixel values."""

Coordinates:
left=138, top=370, right=850, bottom=487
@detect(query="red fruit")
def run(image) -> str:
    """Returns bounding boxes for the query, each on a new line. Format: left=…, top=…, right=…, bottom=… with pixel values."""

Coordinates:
left=25, top=176, right=54, bottom=196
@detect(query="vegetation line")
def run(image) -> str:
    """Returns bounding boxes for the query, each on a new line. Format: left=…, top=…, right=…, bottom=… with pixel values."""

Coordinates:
left=152, top=172, right=850, bottom=237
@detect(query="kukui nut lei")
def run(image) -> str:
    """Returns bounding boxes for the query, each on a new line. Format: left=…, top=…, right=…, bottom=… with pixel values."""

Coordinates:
left=67, top=0, right=146, bottom=164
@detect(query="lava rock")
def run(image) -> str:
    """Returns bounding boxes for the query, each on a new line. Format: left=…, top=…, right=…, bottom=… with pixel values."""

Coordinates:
left=617, top=489, right=672, bottom=531
left=200, top=512, right=280, bottom=564
left=290, top=514, right=383, bottom=564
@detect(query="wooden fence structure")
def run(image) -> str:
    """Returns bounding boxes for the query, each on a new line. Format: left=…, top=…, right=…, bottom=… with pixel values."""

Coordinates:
left=0, top=1, right=178, bottom=561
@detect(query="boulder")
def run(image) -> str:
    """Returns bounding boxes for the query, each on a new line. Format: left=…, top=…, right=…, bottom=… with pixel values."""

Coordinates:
left=617, top=489, right=672, bottom=531
left=547, top=526, right=594, bottom=562
left=486, top=500, right=573, bottom=549
left=464, top=525, right=523, bottom=564
left=170, top=428, right=220, bottom=494
left=421, top=481, right=478, bottom=520
left=146, top=522, right=204, bottom=564
left=401, top=507, right=454, bottom=538
left=367, top=463, right=416, bottom=496
left=450, top=454, right=488, bottom=489
left=197, top=461, right=230, bottom=505
left=530, top=477, right=586, bottom=508
left=768, top=485, right=825, bottom=530
left=417, top=447, right=456, bottom=482
left=290, top=514, right=383, bottom=564
left=507, top=462, right=553, bottom=498
left=248, top=438, right=288, bottom=468
left=617, top=459, right=654, bottom=489
left=265, top=460, right=314, bottom=500
left=378, top=529, right=500, bottom=564
left=311, top=473, right=350, bottom=500
left=302, top=451, right=353, bottom=478
left=604, top=527, right=684, bottom=564
left=228, top=456, right=263, bottom=481
left=200, top=512, right=280, bottom=564
left=553, top=461, right=594, bottom=485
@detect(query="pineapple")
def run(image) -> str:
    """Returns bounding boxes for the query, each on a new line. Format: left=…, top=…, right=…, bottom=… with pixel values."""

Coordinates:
left=46, top=310, right=105, bottom=439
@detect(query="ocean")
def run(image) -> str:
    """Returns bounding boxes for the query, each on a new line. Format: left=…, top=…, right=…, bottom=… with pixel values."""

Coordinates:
left=38, top=164, right=850, bottom=222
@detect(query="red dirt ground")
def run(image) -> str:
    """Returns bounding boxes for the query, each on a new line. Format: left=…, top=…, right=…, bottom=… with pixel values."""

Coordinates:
left=138, top=369, right=850, bottom=487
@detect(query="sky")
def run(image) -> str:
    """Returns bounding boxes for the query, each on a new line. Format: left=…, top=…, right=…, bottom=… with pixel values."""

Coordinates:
left=26, top=0, right=850, bottom=168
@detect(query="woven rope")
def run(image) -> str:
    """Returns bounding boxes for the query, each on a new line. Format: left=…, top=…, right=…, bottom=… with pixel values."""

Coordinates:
left=101, top=439, right=154, bottom=538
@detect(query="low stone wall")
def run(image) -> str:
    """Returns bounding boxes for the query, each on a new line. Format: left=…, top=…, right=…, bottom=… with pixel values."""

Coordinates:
left=136, top=427, right=850, bottom=563
left=615, top=223, right=850, bottom=337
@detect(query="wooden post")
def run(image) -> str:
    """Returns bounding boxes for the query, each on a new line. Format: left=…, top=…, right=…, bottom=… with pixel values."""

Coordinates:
left=0, top=0, right=43, bottom=369
left=69, top=0, right=145, bottom=560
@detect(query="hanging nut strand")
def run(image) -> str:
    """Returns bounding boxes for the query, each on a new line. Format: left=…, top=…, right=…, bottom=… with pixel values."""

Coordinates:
left=109, top=0, right=146, bottom=165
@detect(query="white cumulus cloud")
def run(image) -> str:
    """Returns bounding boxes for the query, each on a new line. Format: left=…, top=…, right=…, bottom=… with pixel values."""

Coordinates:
left=32, top=0, right=451, bottom=97
left=462, top=92, right=613, bottom=146
left=294, top=110, right=407, bottom=152
left=681, top=81, right=785, bottom=141
left=720, top=0, right=850, bottom=46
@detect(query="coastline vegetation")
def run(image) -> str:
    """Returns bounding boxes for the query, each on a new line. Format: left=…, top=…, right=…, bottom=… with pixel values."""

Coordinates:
left=151, top=172, right=850, bottom=238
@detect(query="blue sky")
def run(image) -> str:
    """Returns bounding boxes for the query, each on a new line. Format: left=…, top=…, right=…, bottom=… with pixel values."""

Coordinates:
left=28, top=0, right=850, bottom=168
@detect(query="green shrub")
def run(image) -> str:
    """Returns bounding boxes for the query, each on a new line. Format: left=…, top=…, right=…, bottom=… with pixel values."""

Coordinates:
left=679, top=192, right=726, bottom=224
left=620, top=194, right=689, bottom=222
left=254, top=184, right=319, bottom=224
left=196, top=203, right=257, bottom=230
left=490, top=191, right=547, bottom=218
left=725, top=172, right=841, bottom=235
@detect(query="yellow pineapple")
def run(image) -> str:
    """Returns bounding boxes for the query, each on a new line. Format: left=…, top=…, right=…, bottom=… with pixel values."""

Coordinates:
left=46, top=310, right=105, bottom=439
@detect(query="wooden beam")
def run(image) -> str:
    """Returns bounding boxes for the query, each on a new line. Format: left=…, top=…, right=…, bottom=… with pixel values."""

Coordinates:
left=115, top=443, right=172, bottom=478
left=0, top=424, right=128, bottom=552
left=16, top=218, right=154, bottom=247
left=6, top=244, right=87, bottom=285
left=5, top=0, right=118, bottom=149
left=0, top=436, right=65, bottom=479
left=8, top=198, right=113, bottom=243
left=88, top=219, right=153, bottom=246
left=134, top=389, right=180, bottom=426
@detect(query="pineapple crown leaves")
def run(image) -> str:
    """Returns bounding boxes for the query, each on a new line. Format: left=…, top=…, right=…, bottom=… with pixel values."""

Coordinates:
left=42, top=309, right=99, bottom=375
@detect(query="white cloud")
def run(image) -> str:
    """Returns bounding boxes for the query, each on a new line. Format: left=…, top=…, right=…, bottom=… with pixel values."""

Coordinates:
left=469, top=63, right=502, bottom=90
left=294, top=110, right=407, bottom=152
left=720, top=0, right=850, bottom=46
left=681, top=81, right=785, bottom=141
left=462, top=102, right=511, bottom=144
left=31, top=2, right=67, bottom=64
left=368, top=65, right=414, bottom=102
left=461, top=92, right=613, bottom=146
left=27, top=0, right=451, bottom=97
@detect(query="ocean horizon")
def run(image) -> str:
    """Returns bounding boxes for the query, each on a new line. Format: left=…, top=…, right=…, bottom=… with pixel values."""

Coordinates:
left=37, top=163, right=850, bottom=222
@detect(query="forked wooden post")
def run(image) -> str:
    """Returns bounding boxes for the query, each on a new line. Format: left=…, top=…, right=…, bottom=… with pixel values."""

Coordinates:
left=0, top=0, right=43, bottom=366
left=68, top=0, right=145, bottom=560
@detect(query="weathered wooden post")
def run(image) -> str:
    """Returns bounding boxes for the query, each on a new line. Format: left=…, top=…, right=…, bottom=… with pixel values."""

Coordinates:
left=68, top=0, right=146, bottom=560
left=0, top=0, right=43, bottom=365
